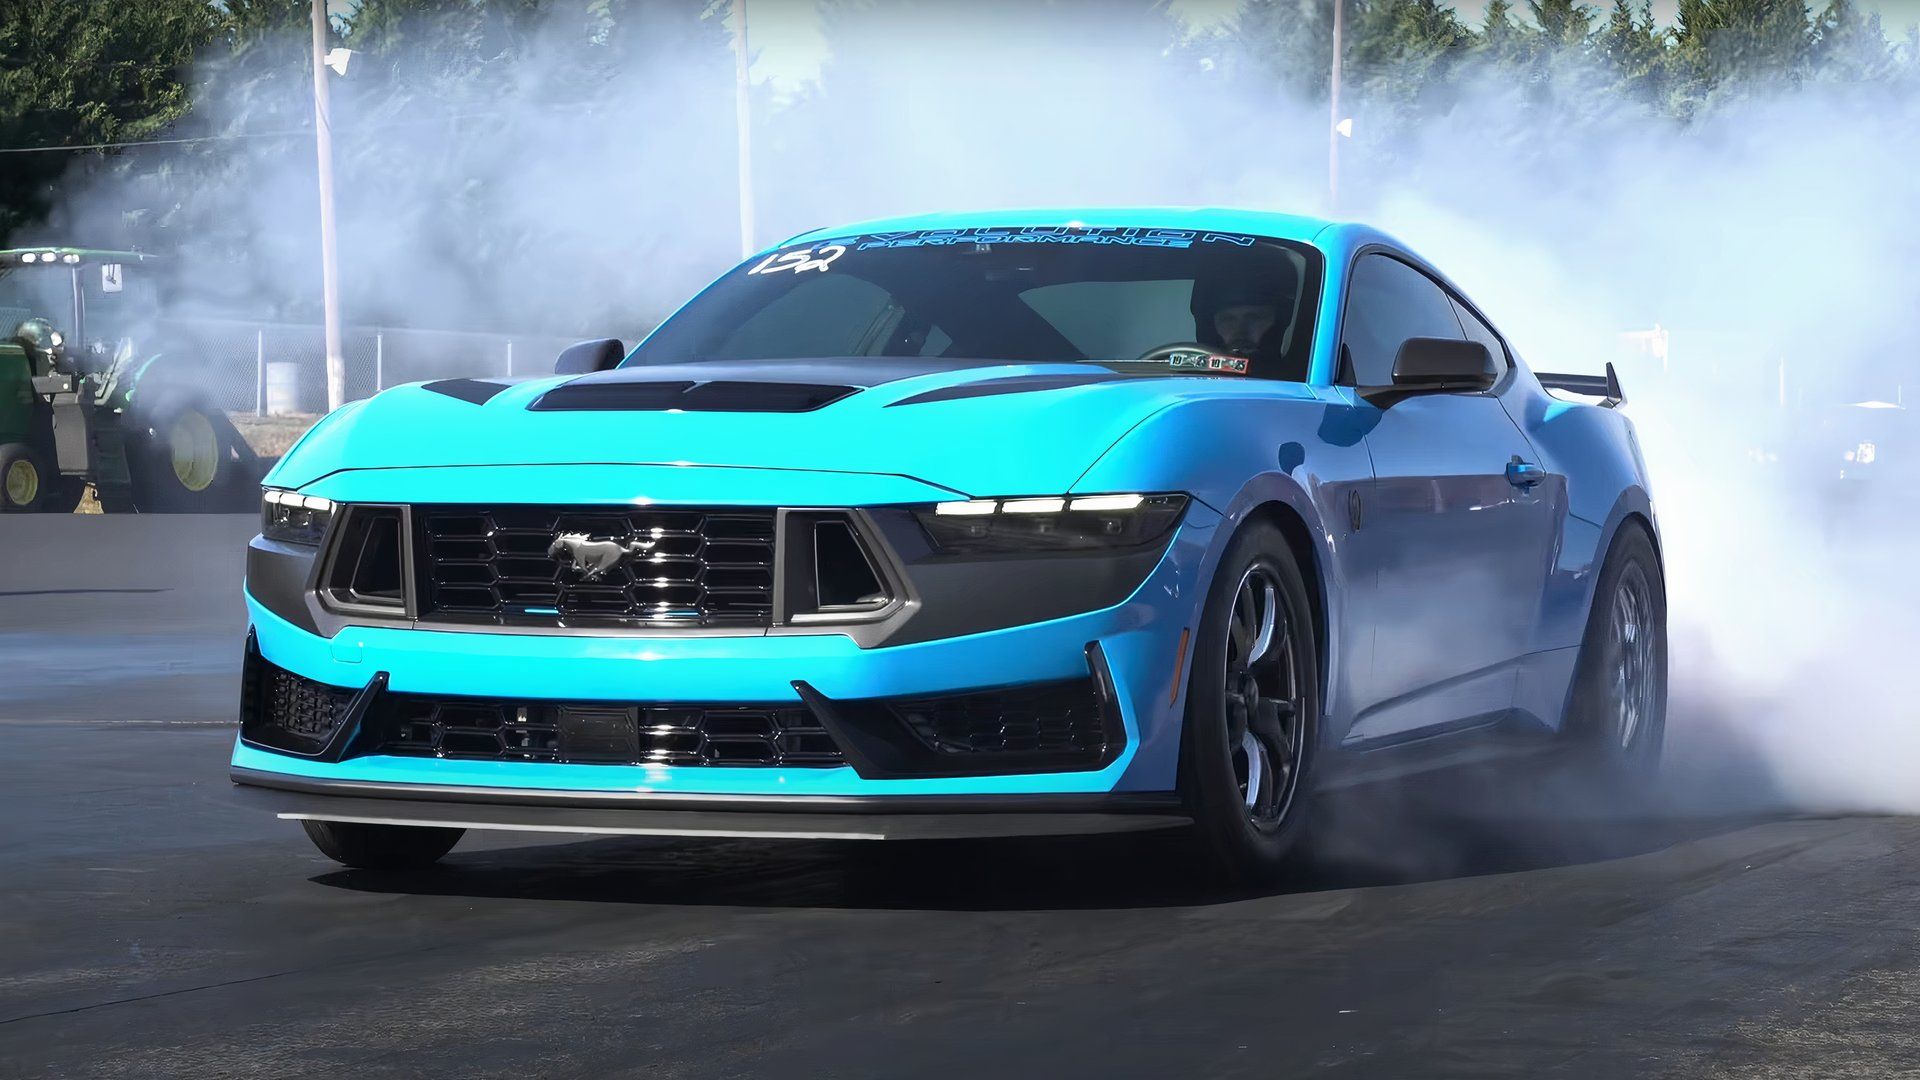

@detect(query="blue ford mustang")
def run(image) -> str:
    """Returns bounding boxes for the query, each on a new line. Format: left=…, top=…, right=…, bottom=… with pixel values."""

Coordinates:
left=233, top=209, right=1665, bottom=880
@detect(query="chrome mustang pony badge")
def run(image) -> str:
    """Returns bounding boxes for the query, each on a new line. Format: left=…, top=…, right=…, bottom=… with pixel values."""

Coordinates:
left=547, top=533, right=656, bottom=582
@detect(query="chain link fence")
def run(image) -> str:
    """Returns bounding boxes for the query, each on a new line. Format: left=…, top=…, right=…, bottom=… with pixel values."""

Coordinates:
left=156, top=318, right=581, bottom=416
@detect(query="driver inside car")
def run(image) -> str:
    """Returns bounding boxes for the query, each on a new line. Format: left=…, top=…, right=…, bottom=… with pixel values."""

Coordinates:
left=1191, top=265, right=1301, bottom=379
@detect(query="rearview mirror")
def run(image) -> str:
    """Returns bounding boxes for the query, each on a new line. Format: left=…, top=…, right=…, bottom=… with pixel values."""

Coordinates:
left=1359, top=338, right=1494, bottom=405
left=554, top=338, right=625, bottom=375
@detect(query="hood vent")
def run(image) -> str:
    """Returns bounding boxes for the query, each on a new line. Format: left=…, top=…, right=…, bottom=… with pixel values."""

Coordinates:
left=423, top=378, right=513, bottom=405
left=531, top=379, right=858, bottom=414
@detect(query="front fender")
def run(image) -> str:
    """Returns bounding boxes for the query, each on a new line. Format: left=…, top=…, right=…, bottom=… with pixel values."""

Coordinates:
left=1071, top=392, right=1375, bottom=744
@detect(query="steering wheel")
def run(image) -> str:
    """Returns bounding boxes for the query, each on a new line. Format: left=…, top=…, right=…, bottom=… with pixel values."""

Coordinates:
left=1132, top=342, right=1252, bottom=375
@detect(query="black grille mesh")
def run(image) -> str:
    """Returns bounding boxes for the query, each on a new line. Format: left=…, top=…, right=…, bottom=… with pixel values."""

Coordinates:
left=370, top=698, right=844, bottom=768
left=890, top=681, right=1112, bottom=758
left=418, top=506, right=776, bottom=628
left=241, top=655, right=358, bottom=755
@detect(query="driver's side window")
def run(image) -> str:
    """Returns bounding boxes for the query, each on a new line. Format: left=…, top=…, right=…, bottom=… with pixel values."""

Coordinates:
left=1338, top=254, right=1465, bottom=386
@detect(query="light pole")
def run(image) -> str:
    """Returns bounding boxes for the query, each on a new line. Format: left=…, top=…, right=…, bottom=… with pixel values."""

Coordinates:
left=1328, top=0, right=1345, bottom=212
left=310, top=0, right=346, bottom=411
left=730, top=0, right=756, bottom=258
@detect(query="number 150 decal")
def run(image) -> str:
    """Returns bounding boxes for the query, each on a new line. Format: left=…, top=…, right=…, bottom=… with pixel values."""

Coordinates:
left=747, top=245, right=847, bottom=276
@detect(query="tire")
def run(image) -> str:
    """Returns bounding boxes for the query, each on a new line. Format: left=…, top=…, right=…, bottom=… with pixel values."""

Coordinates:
left=124, top=400, right=249, bottom=513
left=1562, top=522, right=1667, bottom=786
left=1178, top=519, right=1321, bottom=883
left=0, top=443, right=47, bottom=512
left=39, top=477, right=87, bottom=514
left=300, top=820, right=464, bottom=870
left=94, top=481, right=138, bottom=514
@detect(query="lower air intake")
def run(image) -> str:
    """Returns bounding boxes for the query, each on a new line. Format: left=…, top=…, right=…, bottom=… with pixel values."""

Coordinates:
left=239, top=647, right=358, bottom=755
left=367, top=696, right=846, bottom=768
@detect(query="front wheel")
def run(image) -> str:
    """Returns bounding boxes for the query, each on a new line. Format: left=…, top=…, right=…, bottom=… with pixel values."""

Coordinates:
left=0, top=443, right=46, bottom=512
left=301, top=820, right=464, bottom=870
left=1178, top=519, right=1320, bottom=883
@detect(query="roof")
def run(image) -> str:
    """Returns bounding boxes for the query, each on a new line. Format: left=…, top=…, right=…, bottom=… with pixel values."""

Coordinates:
left=784, top=207, right=1348, bottom=248
left=0, top=247, right=157, bottom=265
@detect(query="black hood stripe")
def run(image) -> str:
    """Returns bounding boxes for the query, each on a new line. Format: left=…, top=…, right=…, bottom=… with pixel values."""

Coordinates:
left=887, top=372, right=1124, bottom=407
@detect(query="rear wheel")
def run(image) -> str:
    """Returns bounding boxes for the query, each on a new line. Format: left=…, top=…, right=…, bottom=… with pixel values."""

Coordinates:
left=38, top=477, right=86, bottom=514
left=124, top=401, right=249, bottom=512
left=1563, top=523, right=1667, bottom=784
left=300, top=820, right=464, bottom=870
left=0, top=444, right=46, bottom=512
left=1178, top=520, right=1320, bottom=883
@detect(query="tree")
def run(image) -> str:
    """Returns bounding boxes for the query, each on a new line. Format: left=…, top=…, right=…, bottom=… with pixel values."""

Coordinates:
left=0, top=0, right=222, bottom=241
left=1808, top=0, right=1895, bottom=82
left=1478, top=0, right=1528, bottom=65
left=1529, top=0, right=1596, bottom=51
left=1596, top=0, right=1666, bottom=103
left=1671, top=0, right=1814, bottom=103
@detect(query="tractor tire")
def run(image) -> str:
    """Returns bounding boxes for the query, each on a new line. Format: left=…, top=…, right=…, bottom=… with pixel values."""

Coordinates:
left=39, top=477, right=87, bottom=514
left=94, top=482, right=139, bottom=514
left=0, top=443, right=47, bottom=512
left=123, top=400, right=252, bottom=513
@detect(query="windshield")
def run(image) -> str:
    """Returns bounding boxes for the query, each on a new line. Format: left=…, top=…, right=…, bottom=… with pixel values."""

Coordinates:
left=630, top=228, right=1324, bottom=381
left=0, top=265, right=76, bottom=340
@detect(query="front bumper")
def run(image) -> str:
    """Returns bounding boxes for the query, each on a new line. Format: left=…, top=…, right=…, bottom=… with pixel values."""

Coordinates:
left=230, top=771, right=1190, bottom=840
left=232, top=511, right=1218, bottom=816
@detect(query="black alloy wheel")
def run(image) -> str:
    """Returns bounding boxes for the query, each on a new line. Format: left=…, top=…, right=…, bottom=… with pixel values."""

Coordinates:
left=1179, top=518, right=1320, bottom=883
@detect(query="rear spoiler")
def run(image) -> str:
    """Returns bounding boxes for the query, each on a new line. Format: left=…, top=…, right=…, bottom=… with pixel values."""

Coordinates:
left=1537, top=362, right=1625, bottom=408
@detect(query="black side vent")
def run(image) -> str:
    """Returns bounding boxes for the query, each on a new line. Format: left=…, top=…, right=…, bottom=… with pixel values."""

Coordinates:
left=781, top=512, right=891, bottom=620
left=814, top=520, right=886, bottom=609
left=322, top=507, right=407, bottom=614
left=530, top=379, right=858, bottom=413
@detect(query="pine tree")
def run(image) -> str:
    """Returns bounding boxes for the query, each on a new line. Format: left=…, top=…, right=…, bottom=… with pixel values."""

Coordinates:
left=1808, top=0, right=1895, bottom=82
left=1529, top=0, right=1596, bottom=50
left=1597, top=0, right=1664, bottom=102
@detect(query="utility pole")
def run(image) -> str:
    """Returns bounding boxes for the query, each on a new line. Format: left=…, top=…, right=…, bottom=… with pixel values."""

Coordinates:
left=1328, top=0, right=1345, bottom=213
left=310, top=0, right=346, bottom=411
left=730, top=0, right=756, bottom=258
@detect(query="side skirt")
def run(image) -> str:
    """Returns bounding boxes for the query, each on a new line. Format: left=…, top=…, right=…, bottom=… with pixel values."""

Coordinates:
left=1317, top=710, right=1559, bottom=791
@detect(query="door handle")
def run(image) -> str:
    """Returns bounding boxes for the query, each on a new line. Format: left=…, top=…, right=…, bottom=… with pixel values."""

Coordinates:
left=1506, top=457, right=1546, bottom=488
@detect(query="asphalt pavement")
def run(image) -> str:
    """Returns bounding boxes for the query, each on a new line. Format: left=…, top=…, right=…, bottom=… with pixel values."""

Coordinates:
left=2, top=515, right=1915, bottom=1078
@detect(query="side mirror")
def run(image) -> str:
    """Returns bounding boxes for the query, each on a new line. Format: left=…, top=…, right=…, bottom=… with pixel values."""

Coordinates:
left=554, top=338, right=625, bottom=375
left=1359, top=338, right=1494, bottom=404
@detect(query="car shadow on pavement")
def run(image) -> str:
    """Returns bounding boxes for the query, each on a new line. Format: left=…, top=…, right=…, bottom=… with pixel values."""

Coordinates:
left=311, top=771, right=1783, bottom=912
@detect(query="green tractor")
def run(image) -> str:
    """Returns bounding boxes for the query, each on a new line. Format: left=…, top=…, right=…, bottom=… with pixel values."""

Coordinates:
left=0, top=247, right=257, bottom=512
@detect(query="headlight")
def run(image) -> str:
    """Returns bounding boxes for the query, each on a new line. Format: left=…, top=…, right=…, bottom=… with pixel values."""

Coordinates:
left=912, top=493, right=1187, bottom=554
left=262, top=489, right=335, bottom=546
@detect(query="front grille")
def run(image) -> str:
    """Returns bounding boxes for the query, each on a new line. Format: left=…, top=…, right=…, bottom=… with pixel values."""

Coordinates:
left=240, top=649, right=358, bottom=755
left=417, top=506, right=777, bottom=628
left=888, top=680, right=1115, bottom=759
left=367, top=696, right=844, bottom=768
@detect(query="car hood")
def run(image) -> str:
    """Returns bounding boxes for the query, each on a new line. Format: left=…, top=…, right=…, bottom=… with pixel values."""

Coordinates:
left=267, top=357, right=1300, bottom=498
